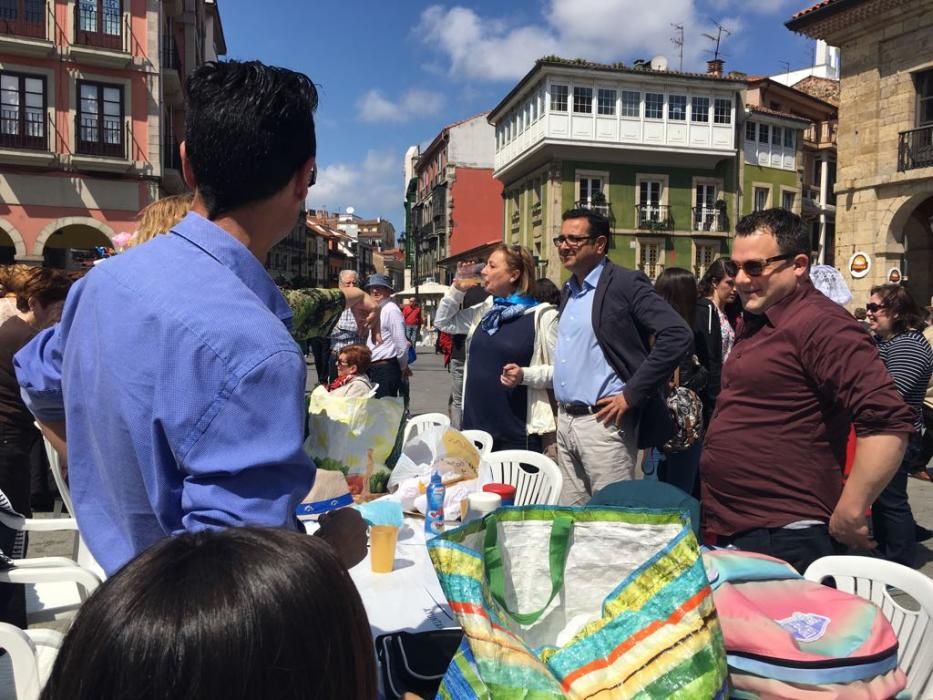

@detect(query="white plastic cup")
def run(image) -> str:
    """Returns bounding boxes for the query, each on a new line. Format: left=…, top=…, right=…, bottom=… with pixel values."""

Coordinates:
left=466, top=491, right=502, bottom=523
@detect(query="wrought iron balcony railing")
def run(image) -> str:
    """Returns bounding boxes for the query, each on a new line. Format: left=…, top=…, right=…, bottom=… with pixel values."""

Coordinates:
left=74, top=2, right=124, bottom=51
left=75, top=113, right=126, bottom=158
left=574, top=199, right=611, bottom=218
left=898, top=125, right=933, bottom=172
left=635, top=204, right=673, bottom=231
left=691, top=207, right=727, bottom=232
left=0, top=0, right=46, bottom=39
left=0, top=108, right=48, bottom=151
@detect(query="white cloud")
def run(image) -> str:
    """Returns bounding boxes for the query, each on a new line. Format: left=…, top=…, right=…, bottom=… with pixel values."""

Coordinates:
left=357, top=88, right=444, bottom=123
left=306, top=149, right=402, bottom=223
left=417, top=0, right=763, bottom=80
left=705, top=0, right=793, bottom=14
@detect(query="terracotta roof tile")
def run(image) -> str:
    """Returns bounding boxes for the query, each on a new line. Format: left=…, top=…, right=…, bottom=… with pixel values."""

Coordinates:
left=790, top=0, right=841, bottom=20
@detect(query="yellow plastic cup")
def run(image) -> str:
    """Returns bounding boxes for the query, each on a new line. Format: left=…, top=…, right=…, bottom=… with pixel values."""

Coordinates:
left=370, top=525, right=399, bottom=573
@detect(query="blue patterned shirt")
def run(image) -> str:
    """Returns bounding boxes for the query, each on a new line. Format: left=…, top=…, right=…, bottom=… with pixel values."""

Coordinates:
left=14, top=213, right=314, bottom=574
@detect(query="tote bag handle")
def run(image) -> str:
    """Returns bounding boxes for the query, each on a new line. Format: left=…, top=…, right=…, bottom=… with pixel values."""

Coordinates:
left=483, top=515, right=574, bottom=625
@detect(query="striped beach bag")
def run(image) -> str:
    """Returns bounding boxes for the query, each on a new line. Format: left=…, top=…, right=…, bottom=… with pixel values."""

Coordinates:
left=427, top=506, right=728, bottom=699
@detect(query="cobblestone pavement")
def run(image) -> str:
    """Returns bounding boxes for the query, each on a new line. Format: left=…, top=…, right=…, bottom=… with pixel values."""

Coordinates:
left=27, top=350, right=933, bottom=581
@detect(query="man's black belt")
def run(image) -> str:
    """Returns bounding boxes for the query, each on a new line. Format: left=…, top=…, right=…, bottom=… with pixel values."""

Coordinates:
left=370, top=357, right=400, bottom=367
left=559, top=401, right=597, bottom=416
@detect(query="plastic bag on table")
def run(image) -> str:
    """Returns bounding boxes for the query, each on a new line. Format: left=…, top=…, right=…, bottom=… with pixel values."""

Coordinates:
left=302, top=385, right=404, bottom=499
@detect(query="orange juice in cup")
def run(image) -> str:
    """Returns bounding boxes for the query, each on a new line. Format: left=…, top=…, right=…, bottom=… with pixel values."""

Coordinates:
left=370, top=525, right=399, bottom=573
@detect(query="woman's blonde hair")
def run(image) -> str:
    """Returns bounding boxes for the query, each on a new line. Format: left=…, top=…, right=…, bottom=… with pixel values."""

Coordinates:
left=128, top=193, right=194, bottom=248
left=491, top=244, right=536, bottom=296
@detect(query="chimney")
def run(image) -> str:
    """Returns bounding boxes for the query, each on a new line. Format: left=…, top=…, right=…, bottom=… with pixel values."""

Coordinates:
left=707, top=58, right=724, bottom=77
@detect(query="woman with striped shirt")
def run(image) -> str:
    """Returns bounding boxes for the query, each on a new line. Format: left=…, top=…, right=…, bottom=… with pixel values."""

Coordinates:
left=867, top=284, right=933, bottom=567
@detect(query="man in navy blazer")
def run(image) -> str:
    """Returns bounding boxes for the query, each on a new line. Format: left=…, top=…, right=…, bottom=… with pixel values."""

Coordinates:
left=552, top=208, right=691, bottom=505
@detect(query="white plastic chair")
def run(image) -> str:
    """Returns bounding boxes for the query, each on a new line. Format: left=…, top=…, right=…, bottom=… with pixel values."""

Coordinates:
left=485, top=450, right=563, bottom=506
left=804, top=555, right=933, bottom=699
left=402, top=412, right=450, bottom=444
left=460, top=429, right=493, bottom=457
left=0, top=623, right=63, bottom=700
left=0, top=510, right=102, bottom=625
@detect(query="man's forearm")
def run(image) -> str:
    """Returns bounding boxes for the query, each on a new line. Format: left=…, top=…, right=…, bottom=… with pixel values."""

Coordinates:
left=837, top=433, right=907, bottom=515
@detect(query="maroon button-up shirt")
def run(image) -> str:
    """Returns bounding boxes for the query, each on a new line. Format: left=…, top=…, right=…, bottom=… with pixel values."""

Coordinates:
left=701, top=280, right=914, bottom=537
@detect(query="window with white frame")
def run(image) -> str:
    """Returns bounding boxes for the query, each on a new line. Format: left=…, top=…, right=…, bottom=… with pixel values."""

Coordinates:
left=781, top=190, right=796, bottom=211
left=621, top=90, right=640, bottom=118
left=551, top=84, right=568, bottom=112
left=578, top=175, right=607, bottom=214
left=597, top=88, right=616, bottom=115
left=638, top=179, right=663, bottom=226
left=691, top=96, right=709, bottom=123
left=753, top=186, right=770, bottom=212
left=573, top=86, right=592, bottom=114
left=714, top=98, right=732, bottom=124
left=745, top=120, right=756, bottom=142
left=772, top=126, right=782, bottom=146
left=530, top=98, right=536, bottom=122
left=783, top=128, right=795, bottom=149
left=669, top=94, right=687, bottom=121
left=645, top=93, right=664, bottom=120
left=758, top=123, right=770, bottom=144
left=639, top=240, right=663, bottom=281
left=695, top=242, right=717, bottom=277
left=694, top=184, right=718, bottom=231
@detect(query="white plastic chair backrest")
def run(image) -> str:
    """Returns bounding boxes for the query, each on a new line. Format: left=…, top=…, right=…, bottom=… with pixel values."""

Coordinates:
left=485, top=450, right=563, bottom=506
left=40, top=436, right=74, bottom=518
left=402, top=412, right=450, bottom=444
left=0, top=622, right=62, bottom=700
left=460, top=429, right=493, bottom=457
left=804, top=555, right=933, bottom=700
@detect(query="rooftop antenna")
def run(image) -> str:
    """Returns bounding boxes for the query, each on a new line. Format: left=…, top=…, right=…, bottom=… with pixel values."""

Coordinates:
left=670, top=23, right=684, bottom=72
left=779, top=60, right=790, bottom=84
left=702, top=22, right=731, bottom=61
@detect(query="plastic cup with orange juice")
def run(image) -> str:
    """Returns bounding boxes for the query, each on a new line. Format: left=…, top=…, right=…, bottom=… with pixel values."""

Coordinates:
left=370, top=525, right=399, bottom=573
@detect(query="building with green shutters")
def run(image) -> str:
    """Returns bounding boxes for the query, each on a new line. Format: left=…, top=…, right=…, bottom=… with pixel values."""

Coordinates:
left=487, top=57, right=745, bottom=282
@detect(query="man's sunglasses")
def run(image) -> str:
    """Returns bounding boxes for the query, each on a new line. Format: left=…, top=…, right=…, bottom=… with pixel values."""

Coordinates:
left=865, top=302, right=887, bottom=313
left=727, top=253, right=795, bottom=277
left=308, top=165, right=317, bottom=188
left=553, top=234, right=596, bottom=247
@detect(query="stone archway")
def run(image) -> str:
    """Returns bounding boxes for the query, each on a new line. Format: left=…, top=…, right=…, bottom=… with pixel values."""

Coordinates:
left=0, top=219, right=27, bottom=260
left=885, top=195, right=933, bottom=306
left=32, top=217, right=115, bottom=257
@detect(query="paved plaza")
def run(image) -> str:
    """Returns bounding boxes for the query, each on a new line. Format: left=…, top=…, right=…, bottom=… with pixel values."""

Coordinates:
left=27, top=350, right=933, bottom=582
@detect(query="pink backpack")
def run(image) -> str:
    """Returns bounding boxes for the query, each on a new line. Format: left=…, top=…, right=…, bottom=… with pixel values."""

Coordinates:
left=703, top=549, right=907, bottom=699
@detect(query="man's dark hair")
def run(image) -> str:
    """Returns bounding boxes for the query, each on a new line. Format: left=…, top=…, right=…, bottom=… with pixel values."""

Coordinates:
left=562, top=208, right=610, bottom=239
left=184, top=60, right=318, bottom=219
left=734, top=208, right=809, bottom=257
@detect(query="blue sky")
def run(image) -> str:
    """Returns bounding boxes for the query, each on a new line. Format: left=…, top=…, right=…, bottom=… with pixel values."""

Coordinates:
left=219, top=0, right=818, bottom=239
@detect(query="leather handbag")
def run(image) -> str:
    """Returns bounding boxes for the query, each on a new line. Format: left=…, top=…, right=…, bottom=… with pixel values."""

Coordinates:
left=375, top=628, right=463, bottom=699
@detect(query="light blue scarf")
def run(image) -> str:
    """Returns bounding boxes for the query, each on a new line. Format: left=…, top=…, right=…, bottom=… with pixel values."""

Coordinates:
left=479, top=293, right=537, bottom=335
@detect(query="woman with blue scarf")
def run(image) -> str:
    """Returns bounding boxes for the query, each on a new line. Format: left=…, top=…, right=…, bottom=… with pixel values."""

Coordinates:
left=435, top=245, right=558, bottom=451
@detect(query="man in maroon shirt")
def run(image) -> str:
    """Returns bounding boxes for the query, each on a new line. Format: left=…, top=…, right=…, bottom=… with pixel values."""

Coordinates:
left=700, top=209, right=914, bottom=572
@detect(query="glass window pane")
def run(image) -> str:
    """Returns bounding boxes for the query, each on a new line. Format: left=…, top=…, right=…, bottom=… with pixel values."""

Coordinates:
left=1, top=88, right=19, bottom=108
left=784, top=128, right=795, bottom=148
left=772, top=126, right=782, bottom=145
left=691, top=96, right=709, bottom=123
left=669, top=95, right=686, bottom=121
left=714, top=98, right=732, bottom=124
left=645, top=93, right=664, bottom=119
left=573, top=87, right=592, bottom=114
left=621, top=90, right=640, bottom=118
left=1, top=75, right=18, bottom=92
left=597, top=89, right=616, bottom=116
left=745, top=121, right=756, bottom=142
left=759, top=124, right=769, bottom=143
left=551, top=85, right=568, bottom=112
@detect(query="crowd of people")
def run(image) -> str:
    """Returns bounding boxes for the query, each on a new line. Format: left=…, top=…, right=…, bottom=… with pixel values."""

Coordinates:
left=0, top=56, right=928, bottom=696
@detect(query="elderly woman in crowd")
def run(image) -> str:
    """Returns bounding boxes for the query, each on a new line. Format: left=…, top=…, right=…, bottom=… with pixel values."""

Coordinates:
left=866, top=283, right=933, bottom=567
left=435, top=244, right=557, bottom=452
left=328, top=343, right=375, bottom=398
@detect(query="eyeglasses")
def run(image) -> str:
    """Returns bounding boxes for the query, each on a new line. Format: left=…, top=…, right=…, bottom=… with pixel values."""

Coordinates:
left=336, top=359, right=351, bottom=367
left=552, top=234, right=595, bottom=248
left=308, top=165, right=317, bottom=188
left=728, top=254, right=795, bottom=277
left=865, top=302, right=887, bottom=314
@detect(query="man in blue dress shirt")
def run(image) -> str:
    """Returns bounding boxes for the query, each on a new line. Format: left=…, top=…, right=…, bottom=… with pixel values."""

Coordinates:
left=553, top=209, right=691, bottom=505
left=14, top=61, right=369, bottom=575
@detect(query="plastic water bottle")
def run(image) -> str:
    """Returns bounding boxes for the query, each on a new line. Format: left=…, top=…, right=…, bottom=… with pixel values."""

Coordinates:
left=425, top=471, right=446, bottom=538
